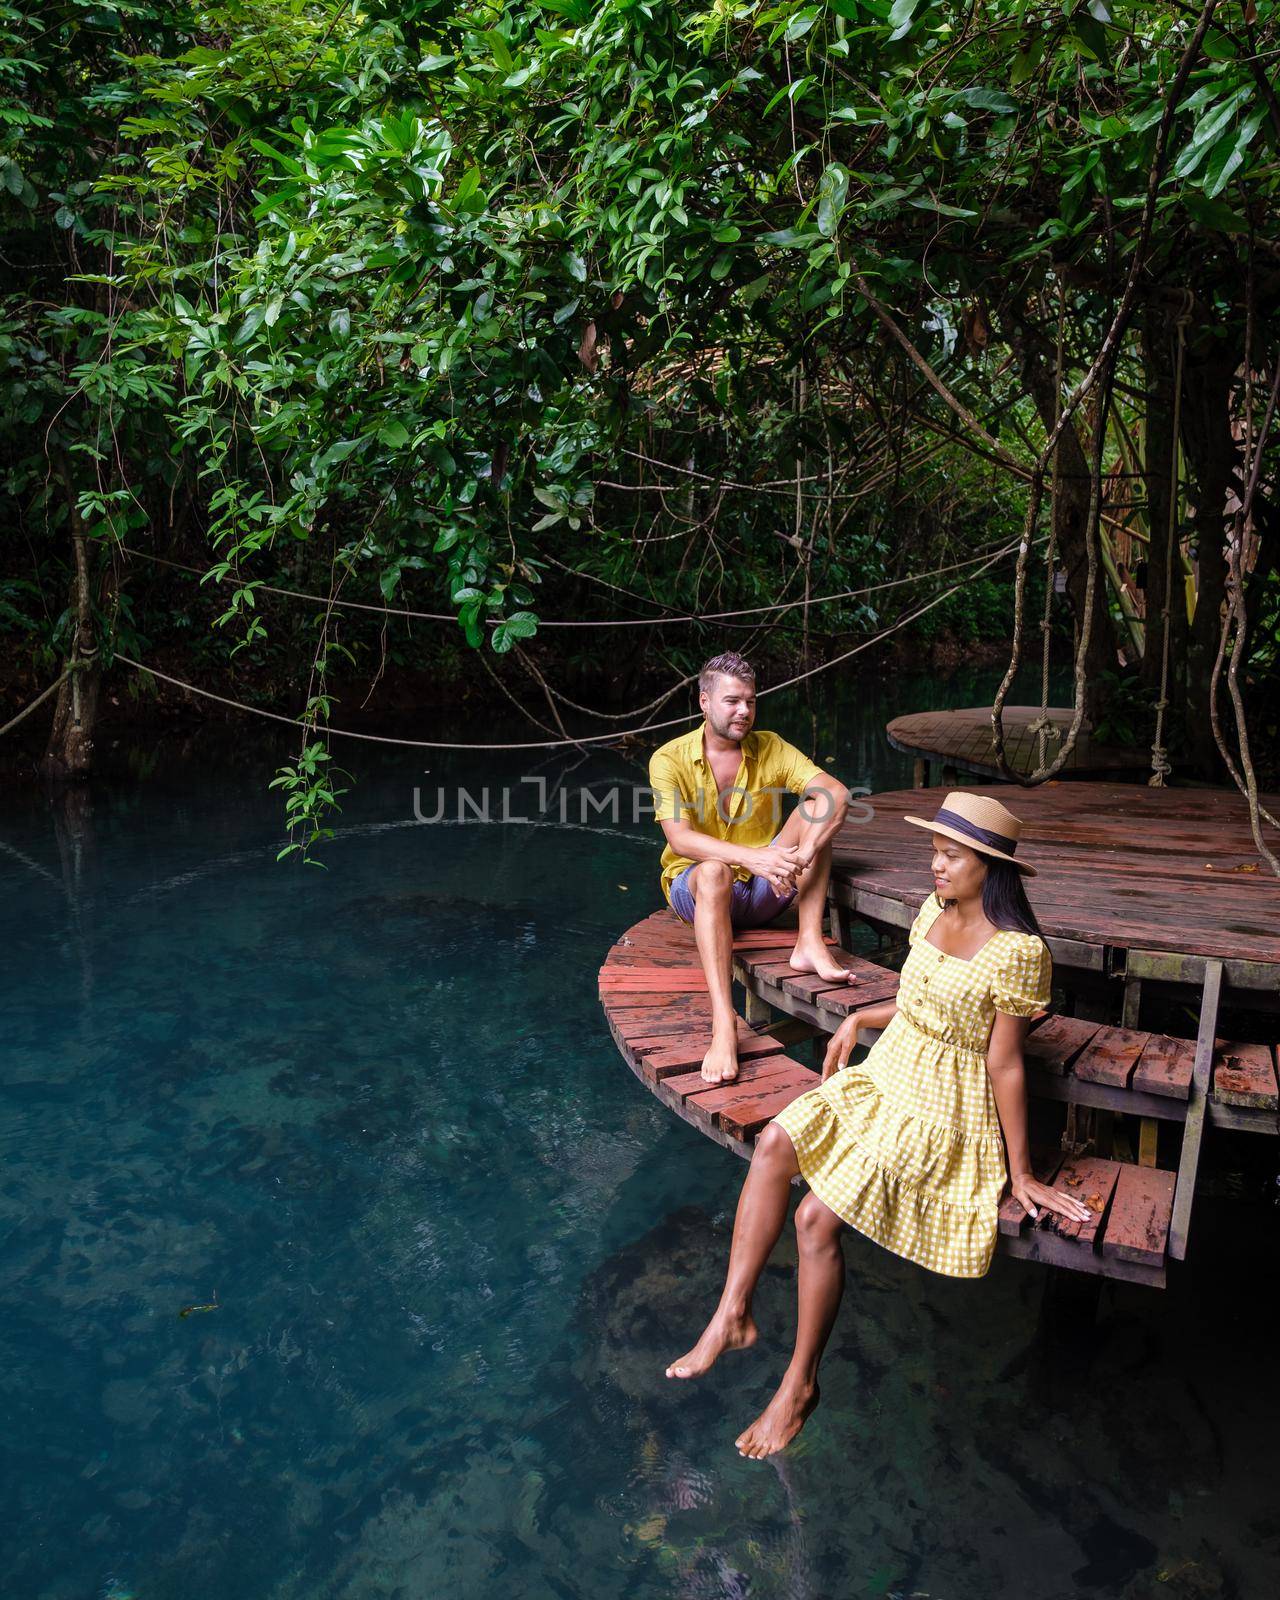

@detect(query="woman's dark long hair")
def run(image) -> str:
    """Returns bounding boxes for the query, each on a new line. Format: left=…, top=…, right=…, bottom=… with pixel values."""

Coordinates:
left=980, top=857, right=1043, bottom=937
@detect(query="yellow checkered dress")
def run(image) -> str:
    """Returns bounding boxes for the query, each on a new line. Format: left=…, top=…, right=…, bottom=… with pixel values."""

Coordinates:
left=773, top=895, right=1051, bottom=1279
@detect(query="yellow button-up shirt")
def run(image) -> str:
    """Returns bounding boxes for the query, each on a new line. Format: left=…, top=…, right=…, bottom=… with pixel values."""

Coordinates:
left=648, top=724, right=826, bottom=904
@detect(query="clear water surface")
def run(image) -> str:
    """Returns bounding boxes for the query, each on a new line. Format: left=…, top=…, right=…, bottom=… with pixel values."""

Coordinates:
left=2, top=669, right=1276, bottom=1600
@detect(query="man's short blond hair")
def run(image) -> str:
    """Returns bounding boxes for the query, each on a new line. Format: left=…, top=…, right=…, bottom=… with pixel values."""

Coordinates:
left=698, top=652, right=756, bottom=695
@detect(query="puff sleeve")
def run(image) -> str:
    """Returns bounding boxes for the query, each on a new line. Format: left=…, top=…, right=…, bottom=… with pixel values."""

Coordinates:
left=991, top=935, right=1052, bottom=1018
left=907, top=896, right=941, bottom=948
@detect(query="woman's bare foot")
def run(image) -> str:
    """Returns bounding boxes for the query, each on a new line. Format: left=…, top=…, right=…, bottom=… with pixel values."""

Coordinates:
left=700, top=1029, right=739, bottom=1084
left=734, top=1376, right=819, bottom=1458
left=789, top=939, right=855, bottom=984
left=665, top=1308, right=758, bottom=1379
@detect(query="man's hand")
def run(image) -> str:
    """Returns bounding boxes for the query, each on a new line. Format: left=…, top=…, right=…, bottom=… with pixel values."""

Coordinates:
left=822, top=1014, right=861, bottom=1080
left=749, top=842, right=803, bottom=895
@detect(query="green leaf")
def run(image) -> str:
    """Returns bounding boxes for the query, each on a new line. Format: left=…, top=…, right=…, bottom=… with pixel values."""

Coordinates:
left=54, top=205, right=75, bottom=229
left=1202, top=111, right=1264, bottom=199
left=482, top=30, right=513, bottom=73
left=1181, top=192, right=1247, bottom=233
left=816, top=161, right=850, bottom=238
left=329, top=307, right=351, bottom=340
left=953, top=88, right=1018, bottom=115
left=888, top=0, right=920, bottom=42
left=563, top=250, right=587, bottom=282
left=377, top=419, right=410, bottom=448
left=417, top=54, right=455, bottom=73
left=2, top=161, right=24, bottom=196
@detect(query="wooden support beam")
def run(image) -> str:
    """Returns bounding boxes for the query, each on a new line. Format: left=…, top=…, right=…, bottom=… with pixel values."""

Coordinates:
left=1168, top=958, right=1224, bottom=1263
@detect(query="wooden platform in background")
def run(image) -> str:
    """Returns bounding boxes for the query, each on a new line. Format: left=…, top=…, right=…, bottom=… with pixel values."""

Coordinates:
left=886, top=706, right=1149, bottom=781
left=830, top=782, right=1280, bottom=988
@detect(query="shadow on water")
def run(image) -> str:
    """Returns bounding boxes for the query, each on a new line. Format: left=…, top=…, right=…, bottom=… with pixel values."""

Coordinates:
left=1, top=668, right=1276, bottom=1599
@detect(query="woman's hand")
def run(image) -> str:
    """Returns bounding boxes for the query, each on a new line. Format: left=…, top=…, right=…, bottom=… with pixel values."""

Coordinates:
left=1007, top=1171, right=1093, bottom=1226
left=822, top=1015, right=860, bottom=1081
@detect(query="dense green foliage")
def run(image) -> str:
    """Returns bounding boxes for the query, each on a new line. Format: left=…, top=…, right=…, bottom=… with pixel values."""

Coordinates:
left=3, top=2, right=1278, bottom=844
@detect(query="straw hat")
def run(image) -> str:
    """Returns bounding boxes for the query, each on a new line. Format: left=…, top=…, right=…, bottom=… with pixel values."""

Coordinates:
left=903, top=791, right=1036, bottom=876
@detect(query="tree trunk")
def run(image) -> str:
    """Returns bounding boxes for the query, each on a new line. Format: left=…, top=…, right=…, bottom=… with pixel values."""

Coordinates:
left=1178, top=332, right=1239, bottom=776
left=39, top=455, right=100, bottom=783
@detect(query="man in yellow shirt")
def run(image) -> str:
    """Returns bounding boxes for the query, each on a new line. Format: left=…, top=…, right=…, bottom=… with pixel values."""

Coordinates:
left=648, top=651, right=852, bottom=1085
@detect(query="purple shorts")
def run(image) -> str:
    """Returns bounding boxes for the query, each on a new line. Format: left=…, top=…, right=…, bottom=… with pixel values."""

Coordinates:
left=668, top=845, right=797, bottom=930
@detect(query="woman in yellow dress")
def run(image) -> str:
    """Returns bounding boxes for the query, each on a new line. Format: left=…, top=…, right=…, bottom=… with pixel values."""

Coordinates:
left=664, top=792, right=1092, bottom=1457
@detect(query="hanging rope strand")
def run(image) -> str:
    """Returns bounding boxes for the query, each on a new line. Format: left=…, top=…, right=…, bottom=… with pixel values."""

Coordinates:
left=109, top=533, right=1027, bottom=753
left=1149, top=305, right=1189, bottom=787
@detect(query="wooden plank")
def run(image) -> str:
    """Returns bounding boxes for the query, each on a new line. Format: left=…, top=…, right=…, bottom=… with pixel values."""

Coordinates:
left=628, top=1028, right=787, bottom=1061
left=641, top=1036, right=789, bottom=1082
left=814, top=977, right=901, bottom=1016
left=997, top=1150, right=1063, bottom=1238
left=663, top=1056, right=807, bottom=1104
left=598, top=969, right=708, bottom=992
left=1169, top=958, right=1224, bottom=1262
left=1102, top=1165, right=1176, bottom=1268
left=1212, top=1039, right=1280, bottom=1109
left=1047, top=1155, right=1121, bottom=1246
left=1071, top=1026, right=1149, bottom=1090
left=778, top=970, right=862, bottom=1001
left=1132, top=1035, right=1195, bottom=1100
left=1023, top=1016, right=1102, bottom=1075
left=715, top=1073, right=821, bottom=1141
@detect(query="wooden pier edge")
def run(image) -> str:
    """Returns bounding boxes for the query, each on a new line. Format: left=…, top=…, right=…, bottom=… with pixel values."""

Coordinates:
left=598, top=908, right=1280, bottom=1291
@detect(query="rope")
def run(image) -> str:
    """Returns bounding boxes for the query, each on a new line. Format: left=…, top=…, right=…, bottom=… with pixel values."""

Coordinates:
left=1149, top=305, right=1190, bottom=787
left=111, top=533, right=1027, bottom=752
left=0, top=669, right=71, bottom=741
left=118, top=538, right=1031, bottom=630
left=1034, top=284, right=1066, bottom=772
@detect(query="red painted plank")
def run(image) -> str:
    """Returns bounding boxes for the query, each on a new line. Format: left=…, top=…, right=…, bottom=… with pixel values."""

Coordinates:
left=628, top=1029, right=786, bottom=1060
left=598, top=969, right=708, bottom=992
left=1023, top=1016, right=1102, bottom=1075
left=815, top=977, right=900, bottom=1015
left=663, top=1056, right=806, bottom=1104
left=1212, top=1039, right=1279, bottom=1109
left=997, top=1150, right=1064, bottom=1237
left=1049, top=1156, right=1121, bottom=1245
left=718, top=1076, right=821, bottom=1141
left=1131, top=1035, right=1195, bottom=1100
left=641, top=1036, right=790, bottom=1082
left=778, top=970, right=862, bottom=1000
left=1102, top=1165, right=1175, bottom=1267
left=1070, top=1026, right=1149, bottom=1090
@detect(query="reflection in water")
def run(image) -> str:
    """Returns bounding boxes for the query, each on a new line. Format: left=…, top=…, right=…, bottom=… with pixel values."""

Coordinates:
left=1, top=670, right=1276, bottom=1599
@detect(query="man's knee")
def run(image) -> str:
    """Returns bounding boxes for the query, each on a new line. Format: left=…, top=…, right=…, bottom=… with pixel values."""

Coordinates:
left=692, top=860, right=733, bottom=898
left=796, top=1192, right=844, bottom=1250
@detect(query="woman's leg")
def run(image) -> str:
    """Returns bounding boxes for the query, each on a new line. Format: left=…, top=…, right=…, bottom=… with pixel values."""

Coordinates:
left=735, top=1190, right=846, bottom=1457
left=665, top=1122, right=800, bottom=1379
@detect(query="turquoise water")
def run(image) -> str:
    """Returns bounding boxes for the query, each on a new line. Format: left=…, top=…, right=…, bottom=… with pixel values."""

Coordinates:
left=2, top=671, right=1277, bottom=1600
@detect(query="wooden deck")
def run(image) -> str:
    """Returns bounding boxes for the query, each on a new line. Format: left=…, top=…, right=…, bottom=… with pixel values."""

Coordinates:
left=601, top=899, right=1278, bottom=1290
left=886, top=706, right=1149, bottom=782
left=830, top=781, right=1280, bottom=992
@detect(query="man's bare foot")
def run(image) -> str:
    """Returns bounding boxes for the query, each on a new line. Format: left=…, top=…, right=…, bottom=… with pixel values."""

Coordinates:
left=735, top=1376, right=819, bottom=1458
left=701, top=1031, right=739, bottom=1084
left=789, top=939, right=856, bottom=984
left=665, top=1308, right=758, bottom=1380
